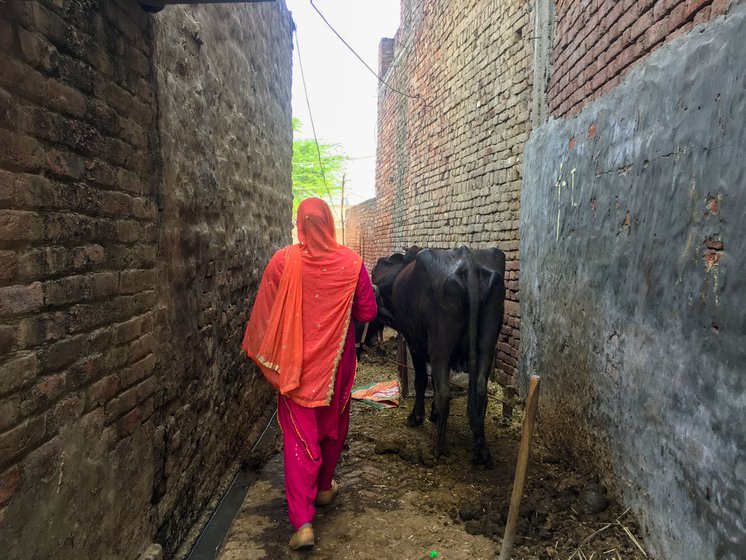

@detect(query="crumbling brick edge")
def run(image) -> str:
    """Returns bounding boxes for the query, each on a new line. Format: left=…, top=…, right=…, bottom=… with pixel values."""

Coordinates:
left=138, top=543, right=164, bottom=560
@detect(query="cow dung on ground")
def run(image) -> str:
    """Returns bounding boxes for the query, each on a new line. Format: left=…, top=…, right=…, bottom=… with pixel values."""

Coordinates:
left=219, top=334, right=649, bottom=560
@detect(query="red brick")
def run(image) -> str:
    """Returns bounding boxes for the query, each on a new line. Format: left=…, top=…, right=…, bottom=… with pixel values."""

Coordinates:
left=86, top=328, right=113, bottom=355
left=644, top=18, right=669, bottom=48
left=116, top=406, right=142, bottom=438
left=32, top=373, right=67, bottom=404
left=693, top=6, right=712, bottom=23
left=0, top=283, right=44, bottom=315
left=127, top=334, right=154, bottom=365
left=710, top=0, right=731, bottom=16
left=82, top=158, right=116, bottom=188
left=0, top=251, right=18, bottom=284
left=116, top=220, right=140, bottom=243
left=667, top=20, right=694, bottom=41
left=115, top=168, right=143, bottom=195
left=120, top=269, right=155, bottom=294
left=0, top=415, right=45, bottom=467
left=90, top=272, right=119, bottom=298
left=0, top=129, right=45, bottom=173
left=45, top=148, right=85, bottom=179
left=18, top=27, right=54, bottom=73
left=667, top=2, right=689, bottom=31
left=17, top=313, right=65, bottom=348
left=0, top=396, right=20, bottom=432
left=45, top=78, right=87, bottom=118
left=17, top=247, right=66, bottom=281
left=43, top=275, right=89, bottom=307
left=87, top=373, right=120, bottom=409
left=44, top=213, right=97, bottom=244
left=0, top=210, right=44, bottom=243
left=112, top=316, right=143, bottom=345
left=135, top=376, right=160, bottom=403
left=42, top=335, right=84, bottom=372
left=72, top=244, right=106, bottom=269
left=104, top=346, right=129, bottom=370
left=55, top=52, right=95, bottom=95
left=0, top=56, right=47, bottom=105
left=629, top=9, right=655, bottom=41
left=653, top=0, right=678, bottom=20
left=99, top=191, right=133, bottom=217
left=68, top=352, right=106, bottom=388
left=684, top=0, right=713, bottom=20
left=104, top=383, right=138, bottom=422
left=121, top=353, right=155, bottom=388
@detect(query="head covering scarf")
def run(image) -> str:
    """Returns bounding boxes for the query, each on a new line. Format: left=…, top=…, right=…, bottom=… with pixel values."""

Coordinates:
left=242, top=198, right=363, bottom=407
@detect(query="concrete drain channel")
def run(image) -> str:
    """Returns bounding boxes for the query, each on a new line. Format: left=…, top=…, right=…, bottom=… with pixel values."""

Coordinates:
left=186, top=411, right=280, bottom=560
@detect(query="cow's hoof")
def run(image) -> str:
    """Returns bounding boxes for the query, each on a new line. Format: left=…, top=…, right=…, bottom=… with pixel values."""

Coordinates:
left=429, top=409, right=438, bottom=423
left=433, top=443, right=450, bottom=459
left=407, top=412, right=424, bottom=427
left=472, top=448, right=493, bottom=469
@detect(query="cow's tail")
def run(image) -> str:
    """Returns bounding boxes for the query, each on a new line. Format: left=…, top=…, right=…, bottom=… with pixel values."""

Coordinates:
left=467, top=260, right=479, bottom=376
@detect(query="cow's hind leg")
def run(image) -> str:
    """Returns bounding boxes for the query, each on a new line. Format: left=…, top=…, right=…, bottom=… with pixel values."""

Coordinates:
left=407, top=350, right=428, bottom=427
left=430, top=355, right=450, bottom=458
left=468, top=356, right=493, bottom=468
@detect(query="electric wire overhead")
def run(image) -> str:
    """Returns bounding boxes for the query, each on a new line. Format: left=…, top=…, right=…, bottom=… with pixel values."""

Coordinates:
left=293, top=27, right=335, bottom=207
left=309, top=0, right=428, bottom=107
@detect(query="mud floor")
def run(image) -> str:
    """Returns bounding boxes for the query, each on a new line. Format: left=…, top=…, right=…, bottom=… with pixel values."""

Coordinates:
left=218, top=336, right=650, bottom=560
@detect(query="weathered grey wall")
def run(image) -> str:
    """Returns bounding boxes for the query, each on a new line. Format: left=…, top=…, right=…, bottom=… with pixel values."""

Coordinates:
left=520, top=5, right=746, bottom=560
left=151, top=3, right=293, bottom=557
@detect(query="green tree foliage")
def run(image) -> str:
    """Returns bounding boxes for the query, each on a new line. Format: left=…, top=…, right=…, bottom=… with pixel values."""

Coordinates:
left=292, top=118, right=348, bottom=215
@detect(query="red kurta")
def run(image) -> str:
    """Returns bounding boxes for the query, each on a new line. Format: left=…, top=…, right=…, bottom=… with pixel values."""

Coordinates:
left=242, top=198, right=378, bottom=530
left=242, top=198, right=363, bottom=406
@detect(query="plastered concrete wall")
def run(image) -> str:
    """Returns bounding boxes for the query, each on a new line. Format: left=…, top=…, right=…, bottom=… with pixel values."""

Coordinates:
left=361, top=0, right=534, bottom=384
left=520, top=4, right=746, bottom=558
left=0, top=1, right=292, bottom=558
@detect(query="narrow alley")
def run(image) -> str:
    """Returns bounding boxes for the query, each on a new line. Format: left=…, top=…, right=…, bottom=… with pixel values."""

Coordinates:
left=1, top=1, right=744, bottom=559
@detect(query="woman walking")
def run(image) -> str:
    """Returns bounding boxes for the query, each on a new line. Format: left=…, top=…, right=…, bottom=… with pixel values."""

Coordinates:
left=242, top=197, right=377, bottom=550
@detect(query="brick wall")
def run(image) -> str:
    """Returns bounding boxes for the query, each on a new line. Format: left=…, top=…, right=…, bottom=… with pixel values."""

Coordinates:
left=151, top=4, right=292, bottom=556
left=0, top=2, right=292, bottom=559
left=549, top=0, right=732, bottom=117
left=344, top=198, right=378, bottom=273
left=350, top=0, right=533, bottom=384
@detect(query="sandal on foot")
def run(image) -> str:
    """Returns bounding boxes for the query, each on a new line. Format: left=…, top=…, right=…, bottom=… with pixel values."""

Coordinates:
left=289, top=525, right=314, bottom=550
left=315, top=479, right=339, bottom=506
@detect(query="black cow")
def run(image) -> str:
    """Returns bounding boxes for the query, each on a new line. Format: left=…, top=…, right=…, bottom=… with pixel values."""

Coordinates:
left=353, top=316, right=384, bottom=359
left=372, top=245, right=506, bottom=467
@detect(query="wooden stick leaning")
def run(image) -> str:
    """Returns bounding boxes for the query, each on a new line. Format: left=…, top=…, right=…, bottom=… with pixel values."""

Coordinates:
left=498, top=375, right=541, bottom=560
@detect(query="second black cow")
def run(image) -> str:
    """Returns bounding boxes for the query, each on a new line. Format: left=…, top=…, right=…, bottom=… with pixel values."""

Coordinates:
left=371, top=245, right=506, bottom=467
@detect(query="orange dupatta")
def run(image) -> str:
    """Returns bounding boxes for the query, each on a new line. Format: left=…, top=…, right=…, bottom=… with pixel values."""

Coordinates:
left=242, top=198, right=363, bottom=407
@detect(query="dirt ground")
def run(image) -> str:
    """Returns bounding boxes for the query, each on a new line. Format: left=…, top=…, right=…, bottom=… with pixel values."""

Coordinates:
left=218, top=335, right=650, bottom=560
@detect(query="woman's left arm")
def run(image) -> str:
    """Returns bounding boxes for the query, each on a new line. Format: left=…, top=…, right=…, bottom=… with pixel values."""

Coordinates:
left=351, top=264, right=378, bottom=323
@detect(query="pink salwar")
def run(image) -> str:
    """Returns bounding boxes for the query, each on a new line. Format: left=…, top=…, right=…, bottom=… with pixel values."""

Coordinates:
left=277, top=265, right=377, bottom=530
